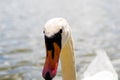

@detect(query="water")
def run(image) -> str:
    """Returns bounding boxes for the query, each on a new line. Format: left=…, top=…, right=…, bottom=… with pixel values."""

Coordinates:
left=0, top=0, right=120, bottom=80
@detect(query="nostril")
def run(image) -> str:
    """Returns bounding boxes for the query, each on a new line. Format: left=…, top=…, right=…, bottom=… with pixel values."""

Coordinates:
left=44, top=72, right=52, bottom=80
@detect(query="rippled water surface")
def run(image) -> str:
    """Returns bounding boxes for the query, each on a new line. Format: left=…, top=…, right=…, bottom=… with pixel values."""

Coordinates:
left=0, top=0, right=120, bottom=80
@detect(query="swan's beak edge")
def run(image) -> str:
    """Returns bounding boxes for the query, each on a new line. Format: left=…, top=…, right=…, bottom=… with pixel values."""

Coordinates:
left=42, top=42, right=61, bottom=79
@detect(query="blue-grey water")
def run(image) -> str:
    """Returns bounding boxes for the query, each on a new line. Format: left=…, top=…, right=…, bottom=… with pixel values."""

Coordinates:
left=0, top=0, right=120, bottom=80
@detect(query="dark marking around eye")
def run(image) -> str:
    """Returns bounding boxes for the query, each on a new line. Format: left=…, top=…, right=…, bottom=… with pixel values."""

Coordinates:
left=45, top=31, right=62, bottom=59
left=59, top=29, right=62, bottom=33
left=43, top=30, right=45, bottom=33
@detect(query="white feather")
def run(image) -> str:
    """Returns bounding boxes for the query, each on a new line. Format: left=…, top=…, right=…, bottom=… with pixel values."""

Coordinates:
left=82, top=49, right=118, bottom=80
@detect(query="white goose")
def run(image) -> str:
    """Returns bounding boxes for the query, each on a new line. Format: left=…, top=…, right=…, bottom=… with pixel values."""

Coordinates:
left=42, top=18, right=118, bottom=80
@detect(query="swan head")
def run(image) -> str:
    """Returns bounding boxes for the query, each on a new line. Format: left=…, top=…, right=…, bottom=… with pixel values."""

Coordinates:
left=42, top=18, right=71, bottom=79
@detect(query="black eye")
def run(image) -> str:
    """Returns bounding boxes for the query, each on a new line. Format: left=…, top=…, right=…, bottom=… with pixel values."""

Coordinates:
left=43, top=30, right=45, bottom=33
left=59, top=29, right=62, bottom=33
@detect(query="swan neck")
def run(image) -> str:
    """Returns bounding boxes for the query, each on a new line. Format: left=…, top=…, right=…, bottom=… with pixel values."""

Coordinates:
left=60, top=36, right=76, bottom=80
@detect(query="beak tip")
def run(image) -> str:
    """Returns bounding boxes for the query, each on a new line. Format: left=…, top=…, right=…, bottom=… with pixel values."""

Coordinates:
left=42, top=71, right=55, bottom=80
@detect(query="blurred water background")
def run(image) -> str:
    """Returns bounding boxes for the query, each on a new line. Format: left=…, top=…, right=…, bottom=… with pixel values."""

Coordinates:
left=0, top=0, right=120, bottom=80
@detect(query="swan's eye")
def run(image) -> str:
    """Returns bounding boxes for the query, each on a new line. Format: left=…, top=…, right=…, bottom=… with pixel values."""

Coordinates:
left=43, top=30, right=45, bottom=34
left=59, top=29, right=62, bottom=33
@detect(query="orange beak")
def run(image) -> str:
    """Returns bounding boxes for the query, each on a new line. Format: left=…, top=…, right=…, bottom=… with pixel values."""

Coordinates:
left=42, top=36, right=61, bottom=80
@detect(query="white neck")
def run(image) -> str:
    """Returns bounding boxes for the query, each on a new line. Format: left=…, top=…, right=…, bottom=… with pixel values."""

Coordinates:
left=60, top=35, right=76, bottom=80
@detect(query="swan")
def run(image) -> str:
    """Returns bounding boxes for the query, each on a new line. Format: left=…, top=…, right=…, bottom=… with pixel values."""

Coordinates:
left=42, top=18, right=118, bottom=80
left=82, top=50, right=118, bottom=80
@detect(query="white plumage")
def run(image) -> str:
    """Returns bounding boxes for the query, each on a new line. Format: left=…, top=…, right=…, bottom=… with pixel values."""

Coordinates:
left=43, top=18, right=118, bottom=80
